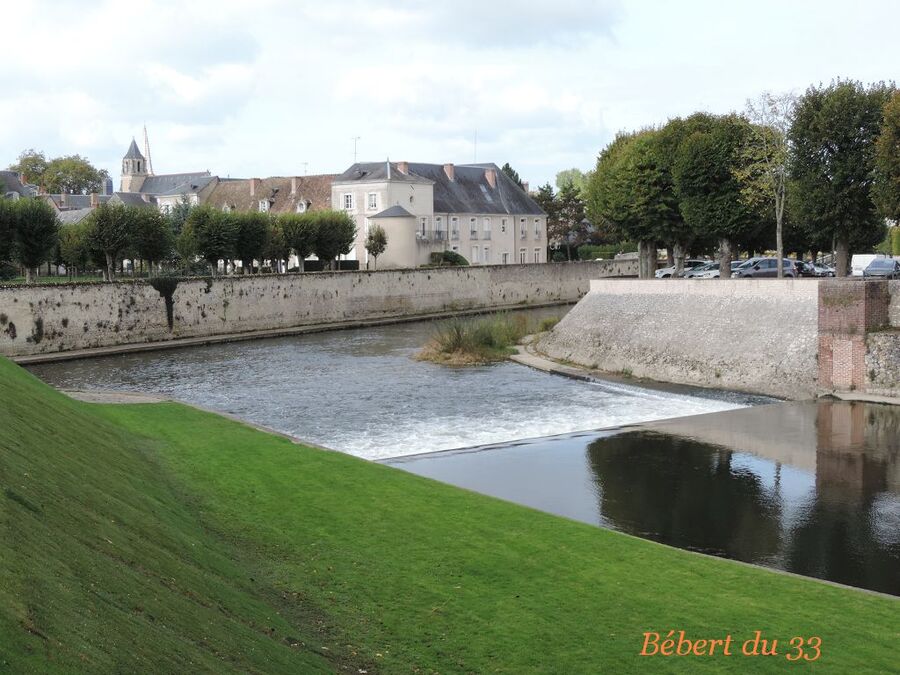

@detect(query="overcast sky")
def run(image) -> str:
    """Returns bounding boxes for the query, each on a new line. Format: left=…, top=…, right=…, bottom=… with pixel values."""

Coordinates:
left=2, top=0, right=897, bottom=189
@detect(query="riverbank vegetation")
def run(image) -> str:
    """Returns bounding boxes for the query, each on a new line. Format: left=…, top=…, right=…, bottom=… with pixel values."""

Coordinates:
left=416, top=313, right=534, bottom=364
left=1, top=356, right=898, bottom=672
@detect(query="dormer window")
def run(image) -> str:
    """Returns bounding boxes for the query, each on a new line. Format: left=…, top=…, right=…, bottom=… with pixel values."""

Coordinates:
left=296, top=201, right=308, bottom=213
left=258, top=200, right=270, bottom=213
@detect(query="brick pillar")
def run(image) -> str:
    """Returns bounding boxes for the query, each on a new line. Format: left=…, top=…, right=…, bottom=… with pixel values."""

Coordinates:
left=818, top=280, right=889, bottom=393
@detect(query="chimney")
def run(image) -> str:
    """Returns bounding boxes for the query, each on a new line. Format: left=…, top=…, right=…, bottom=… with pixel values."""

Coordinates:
left=443, top=163, right=455, bottom=181
left=250, top=177, right=259, bottom=197
left=290, top=176, right=298, bottom=198
left=485, top=168, right=497, bottom=189
left=522, top=181, right=530, bottom=193
left=90, top=192, right=99, bottom=208
left=397, top=161, right=409, bottom=175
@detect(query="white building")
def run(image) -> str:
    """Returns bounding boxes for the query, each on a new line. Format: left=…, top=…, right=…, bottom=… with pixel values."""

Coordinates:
left=332, top=161, right=547, bottom=268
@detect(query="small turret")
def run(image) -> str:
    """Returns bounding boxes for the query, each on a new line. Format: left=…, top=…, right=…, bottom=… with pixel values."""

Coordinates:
left=120, top=138, right=148, bottom=192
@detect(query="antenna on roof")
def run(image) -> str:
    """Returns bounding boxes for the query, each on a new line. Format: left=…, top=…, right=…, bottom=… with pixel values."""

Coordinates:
left=142, top=124, right=154, bottom=176
left=301, top=162, right=308, bottom=175
left=474, top=129, right=477, bottom=163
left=352, top=136, right=361, bottom=163
left=386, top=157, right=390, bottom=178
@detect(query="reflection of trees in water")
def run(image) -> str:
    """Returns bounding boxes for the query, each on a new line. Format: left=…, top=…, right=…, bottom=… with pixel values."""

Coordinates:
left=587, top=431, right=783, bottom=563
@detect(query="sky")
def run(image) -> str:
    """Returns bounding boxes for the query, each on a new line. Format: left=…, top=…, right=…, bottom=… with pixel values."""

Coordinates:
left=1, top=0, right=897, bottom=189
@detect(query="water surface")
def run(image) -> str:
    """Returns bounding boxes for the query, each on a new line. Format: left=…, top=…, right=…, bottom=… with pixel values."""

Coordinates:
left=388, top=401, right=900, bottom=595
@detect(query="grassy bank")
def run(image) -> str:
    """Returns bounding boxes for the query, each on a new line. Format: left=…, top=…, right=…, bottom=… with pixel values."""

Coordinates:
left=1, top=357, right=898, bottom=672
left=417, top=313, right=558, bottom=365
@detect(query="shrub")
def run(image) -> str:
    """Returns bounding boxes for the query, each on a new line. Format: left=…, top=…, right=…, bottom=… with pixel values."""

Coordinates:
left=538, top=316, right=560, bottom=332
left=417, top=313, right=532, bottom=365
left=428, top=250, right=469, bottom=267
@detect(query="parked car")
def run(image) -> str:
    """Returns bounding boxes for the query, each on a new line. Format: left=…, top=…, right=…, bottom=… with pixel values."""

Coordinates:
left=863, top=258, right=900, bottom=279
left=792, top=260, right=817, bottom=277
left=733, top=257, right=797, bottom=278
left=811, top=263, right=835, bottom=277
left=688, top=260, right=744, bottom=279
left=683, top=261, right=719, bottom=278
left=851, top=254, right=884, bottom=277
left=654, top=259, right=708, bottom=278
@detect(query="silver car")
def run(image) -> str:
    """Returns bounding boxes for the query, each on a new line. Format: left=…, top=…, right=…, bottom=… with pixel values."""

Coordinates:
left=655, top=259, right=708, bottom=278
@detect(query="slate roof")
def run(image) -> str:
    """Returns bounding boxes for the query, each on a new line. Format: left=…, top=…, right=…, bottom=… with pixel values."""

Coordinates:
left=333, top=162, right=544, bottom=216
left=0, top=170, right=33, bottom=197
left=371, top=205, right=414, bottom=219
left=109, top=192, right=157, bottom=208
left=58, top=208, right=94, bottom=224
left=138, top=172, right=212, bottom=195
left=124, top=139, right=145, bottom=160
left=122, top=138, right=144, bottom=159
left=205, top=175, right=336, bottom=214
left=45, top=194, right=111, bottom=210
left=155, top=174, right=217, bottom=196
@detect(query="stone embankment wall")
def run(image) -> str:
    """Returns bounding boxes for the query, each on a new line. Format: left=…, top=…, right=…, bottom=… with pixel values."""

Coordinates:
left=536, top=279, right=820, bottom=399
left=0, top=261, right=637, bottom=358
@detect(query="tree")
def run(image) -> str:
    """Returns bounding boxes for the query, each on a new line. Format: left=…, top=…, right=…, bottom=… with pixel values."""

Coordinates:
left=130, top=208, right=173, bottom=272
left=672, top=114, right=760, bottom=278
left=533, top=183, right=563, bottom=255
left=734, top=92, right=796, bottom=277
left=88, top=203, right=130, bottom=280
left=873, top=90, right=900, bottom=222
left=556, top=182, right=588, bottom=261
left=279, top=213, right=317, bottom=272
left=13, top=198, right=59, bottom=283
left=501, top=163, right=525, bottom=190
left=58, top=222, right=92, bottom=277
left=789, top=79, right=893, bottom=276
left=264, top=217, right=290, bottom=273
left=0, top=198, right=15, bottom=263
left=312, top=210, right=357, bottom=269
left=555, top=168, right=590, bottom=196
left=41, top=155, right=109, bottom=195
left=364, top=224, right=387, bottom=269
left=7, top=149, right=48, bottom=186
left=233, top=212, right=270, bottom=274
left=183, top=205, right=237, bottom=275
left=166, top=195, right=194, bottom=236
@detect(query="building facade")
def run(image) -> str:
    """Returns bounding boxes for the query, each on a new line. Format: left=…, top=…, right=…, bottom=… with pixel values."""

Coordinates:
left=332, top=161, right=547, bottom=268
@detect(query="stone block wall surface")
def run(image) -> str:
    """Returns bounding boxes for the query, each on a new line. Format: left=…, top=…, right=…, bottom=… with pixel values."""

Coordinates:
left=0, top=261, right=636, bottom=358
left=537, top=279, right=820, bottom=399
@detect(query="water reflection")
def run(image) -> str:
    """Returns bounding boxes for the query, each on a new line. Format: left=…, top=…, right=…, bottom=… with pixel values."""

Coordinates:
left=390, top=400, right=900, bottom=595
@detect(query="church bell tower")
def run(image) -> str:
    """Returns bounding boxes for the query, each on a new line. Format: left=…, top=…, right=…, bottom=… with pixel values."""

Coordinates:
left=120, top=138, right=148, bottom=192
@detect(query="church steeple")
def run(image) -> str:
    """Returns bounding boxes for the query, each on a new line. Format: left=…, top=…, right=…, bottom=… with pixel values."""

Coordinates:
left=120, top=138, right=148, bottom=192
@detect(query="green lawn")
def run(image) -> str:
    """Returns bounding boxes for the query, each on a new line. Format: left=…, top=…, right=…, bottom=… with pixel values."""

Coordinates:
left=1, top=357, right=897, bottom=672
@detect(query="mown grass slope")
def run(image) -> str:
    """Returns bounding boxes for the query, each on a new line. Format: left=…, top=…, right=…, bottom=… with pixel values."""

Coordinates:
left=2, top=356, right=898, bottom=672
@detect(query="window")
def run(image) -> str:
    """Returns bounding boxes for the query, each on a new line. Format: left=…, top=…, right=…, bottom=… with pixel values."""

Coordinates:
left=520, top=218, right=527, bottom=239
left=483, top=217, right=491, bottom=240
left=519, top=248, right=526, bottom=264
left=367, top=192, right=378, bottom=210
left=534, top=218, right=541, bottom=238
left=451, top=245, right=459, bottom=253
left=471, top=246, right=480, bottom=263
left=450, top=216, right=459, bottom=239
left=222, top=204, right=231, bottom=213
left=533, top=248, right=541, bottom=263
left=483, top=246, right=490, bottom=264
left=501, top=218, right=507, bottom=233
left=420, top=217, right=428, bottom=236
left=469, top=217, right=477, bottom=236
left=435, top=216, right=444, bottom=240
left=296, top=201, right=307, bottom=213
left=343, top=193, right=353, bottom=210
left=501, top=252, right=509, bottom=265
left=258, top=200, right=269, bottom=213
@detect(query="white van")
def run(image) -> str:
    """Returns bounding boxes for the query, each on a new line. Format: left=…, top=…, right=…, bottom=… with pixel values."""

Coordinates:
left=851, top=254, right=886, bottom=276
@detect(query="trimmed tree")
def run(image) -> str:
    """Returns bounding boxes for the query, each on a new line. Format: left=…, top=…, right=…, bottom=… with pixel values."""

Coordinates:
left=58, top=222, right=92, bottom=277
left=130, top=207, right=174, bottom=274
left=312, top=210, right=357, bottom=270
left=789, top=79, right=893, bottom=276
left=13, top=198, right=59, bottom=283
left=279, top=213, right=318, bottom=272
left=874, top=90, right=900, bottom=222
left=264, top=217, right=290, bottom=273
left=0, top=198, right=15, bottom=263
left=87, top=202, right=130, bottom=280
left=364, top=224, right=388, bottom=270
left=183, top=205, right=237, bottom=275
left=234, top=211, right=270, bottom=274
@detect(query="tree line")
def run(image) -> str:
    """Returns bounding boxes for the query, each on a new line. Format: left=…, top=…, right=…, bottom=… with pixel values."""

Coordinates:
left=0, top=197, right=361, bottom=283
left=539, top=80, right=899, bottom=277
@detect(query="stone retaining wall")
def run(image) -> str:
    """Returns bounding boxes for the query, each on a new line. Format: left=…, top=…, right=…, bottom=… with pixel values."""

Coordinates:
left=535, top=279, right=821, bottom=399
left=0, top=261, right=636, bottom=358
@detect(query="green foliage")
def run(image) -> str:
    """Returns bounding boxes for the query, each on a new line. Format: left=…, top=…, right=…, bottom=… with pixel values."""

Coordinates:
left=183, top=205, right=237, bottom=273
left=12, top=198, right=59, bottom=281
left=166, top=195, right=194, bottom=235
left=790, top=79, right=894, bottom=270
left=892, top=227, right=900, bottom=256
left=429, top=250, right=469, bottom=266
left=0, top=198, right=15, bottom=262
left=311, top=209, right=357, bottom=269
left=7, top=149, right=48, bottom=185
left=278, top=212, right=318, bottom=271
left=500, top=162, right=524, bottom=189
left=130, top=207, right=173, bottom=266
left=40, top=154, right=108, bottom=194
left=0, top=261, right=17, bottom=280
left=87, top=202, right=131, bottom=279
left=264, top=217, right=291, bottom=272
left=423, top=313, right=531, bottom=364
left=555, top=168, right=590, bottom=195
left=58, top=222, right=93, bottom=272
left=538, top=316, right=560, bottom=332
left=233, top=211, right=270, bottom=273
left=364, top=224, right=388, bottom=268
left=874, top=90, right=900, bottom=221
